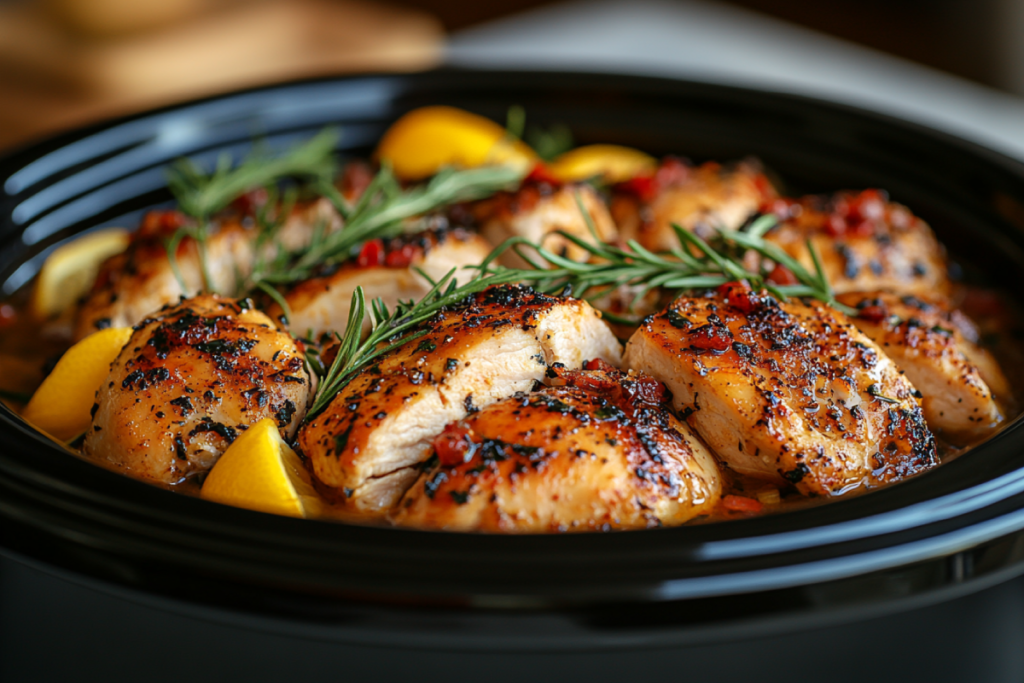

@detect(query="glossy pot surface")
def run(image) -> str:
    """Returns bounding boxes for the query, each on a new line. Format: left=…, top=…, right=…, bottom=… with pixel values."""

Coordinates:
left=3, top=70, right=1024, bottom=653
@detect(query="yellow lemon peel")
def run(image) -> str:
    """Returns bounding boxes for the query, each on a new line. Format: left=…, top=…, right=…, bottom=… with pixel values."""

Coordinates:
left=376, top=105, right=537, bottom=181
left=547, top=144, right=657, bottom=183
left=22, top=326, right=133, bottom=442
left=31, top=229, right=129, bottom=320
left=201, top=418, right=322, bottom=518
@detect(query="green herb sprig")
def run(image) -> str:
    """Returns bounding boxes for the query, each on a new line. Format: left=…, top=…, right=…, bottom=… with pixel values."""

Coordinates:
left=255, top=163, right=525, bottom=289
left=470, top=209, right=852, bottom=323
left=162, top=130, right=340, bottom=294
left=161, top=127, right=526, bottom=299
left=305, top=267, right=524, bottom=420
left=167, top=129, right=340, bottom=220
left=305, top=210, right=849, bottom=417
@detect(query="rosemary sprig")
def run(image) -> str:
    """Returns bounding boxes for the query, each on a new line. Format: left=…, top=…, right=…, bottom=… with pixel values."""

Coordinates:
left=304, top=211, right=850, bottom=416
left=469, top=217, right=852, bottom=322
left=160, top=127, right=526, bottom=298
left=305, top=267, right=524, bottom=420
left=251, top=163, right=525, bottom=288
left=161, top=130, right=339, bottom=294
left=166, top=129, right=339, bottom=220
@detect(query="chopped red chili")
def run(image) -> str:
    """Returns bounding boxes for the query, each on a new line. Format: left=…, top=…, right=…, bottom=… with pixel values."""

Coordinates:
left=384, top=243, right=420, bottom=268
left=629, top=375, right=666, bottom=406
left=357, top=239, right=385, bottom=268
left=583, top=358, right=617, bottom=373
left=616, top=175, right=658, bottom=204
left=689, top=324, right=733, bottom=352
left=717, top=280, right=760, bottom=315
left=766, top=263, right=799, bottom=286
left=433, top=423, right=474, bottom=467
left=857, top=305, right=887, bottom=323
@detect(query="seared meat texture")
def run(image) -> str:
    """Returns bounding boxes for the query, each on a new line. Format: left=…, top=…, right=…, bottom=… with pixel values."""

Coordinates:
left=84, top=295, right=311, bottom=484
left=470, top=181, right=616, bottom=268
left=74, top=198, right=341, bottom=341
left=611, top=158, right=775, bottom=250
left=393, top=363, right=722, bottom=532
left=838, top=291, right=1008, bottom=444
left=624, top=282, right=938, bottom=496
left=274, top=227, right=492, bottom=339
left=762, top=190, right=948, bottom=296
left=299, top=285, right=623, bottom=514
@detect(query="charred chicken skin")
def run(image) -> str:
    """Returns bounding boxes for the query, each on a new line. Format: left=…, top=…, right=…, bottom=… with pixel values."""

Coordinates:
left=273, top=226, right=493, bottom=339
left=84, top=295, right=311, bottom=485
left=624, top=282, right=938, bottom=496
left=299, top=285, right=623, bottom=513
left=838, top=291, right=1008, bottom=444
left=762, top=190, right=949, bottom=296
left=393, top=362, right=722, bottom=532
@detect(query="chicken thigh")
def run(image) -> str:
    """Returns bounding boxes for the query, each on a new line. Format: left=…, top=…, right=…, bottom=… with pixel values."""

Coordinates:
left=84, top=295, right=311, bottom=484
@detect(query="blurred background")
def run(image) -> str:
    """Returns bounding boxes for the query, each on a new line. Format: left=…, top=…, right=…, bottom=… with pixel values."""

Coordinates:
left=3, top=0, right=1024, bottom=152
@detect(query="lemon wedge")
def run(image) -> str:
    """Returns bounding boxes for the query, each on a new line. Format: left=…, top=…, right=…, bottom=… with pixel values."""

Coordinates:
left=201, top=418, right=321, bottom=518
left=547, top=144, right=657, bottom=183
left=22, top=326, right=133, bottom=442
left=30, top=228, right=130, bottom=320
left=376, top=105, right=537, bottom=181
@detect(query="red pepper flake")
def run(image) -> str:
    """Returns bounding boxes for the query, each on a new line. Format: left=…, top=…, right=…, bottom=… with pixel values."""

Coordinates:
left=433, top=422, right=475, bottom=467
left=766, top=263, right=799, bottom=285
left=824, top=213, right=847, bottom=237
left=583, top=358, right=617, bottom=373
left=689, top=324, right=733, bottom=352
left=384, top=243, right=420, bottom=268
left=848, top=189, right=886, bottom=222
left=717, top=280, right=760, bottom=315
left=525, top=162, right=563, bottom=187
left=616, top=175, right=658, bottom=203
left=357, top=239, right=385, bottom=268
left=722, top=494, right=764, bottom=514
left=857, top=305, right=887, bottom=323
left=630, top=375, right=666, bottom=405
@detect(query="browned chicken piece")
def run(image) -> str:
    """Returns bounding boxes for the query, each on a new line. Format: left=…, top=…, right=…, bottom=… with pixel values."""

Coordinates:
left=392, top=362, right=722, bottom=532
left=623, top=282, right=938, bottom=496
left=84, top=295, right=311, bottom=485
left=273, top=227, right=493, bottom=339
left=762, top=190, right=949, bottom=296
left=73, top=197, right=342, bottom=341
left=837, top=291, right=1008, bottom=444
left=299, top=285, right=623, bottom=514
left=469, top=181, right=617, bottom=268
left=610, top=158, right=776, bottom=250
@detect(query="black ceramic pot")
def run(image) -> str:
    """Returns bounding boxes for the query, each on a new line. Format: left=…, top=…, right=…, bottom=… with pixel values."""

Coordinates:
left=2, top=70, right=1024, bottom=683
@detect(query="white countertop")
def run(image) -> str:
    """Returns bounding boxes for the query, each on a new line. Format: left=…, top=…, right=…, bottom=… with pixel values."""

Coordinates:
left=449, top=0, right=1024, bottom=161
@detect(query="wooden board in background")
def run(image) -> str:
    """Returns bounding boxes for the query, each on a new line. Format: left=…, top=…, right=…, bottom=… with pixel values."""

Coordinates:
left=0, top=0, right=443, bottom=151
